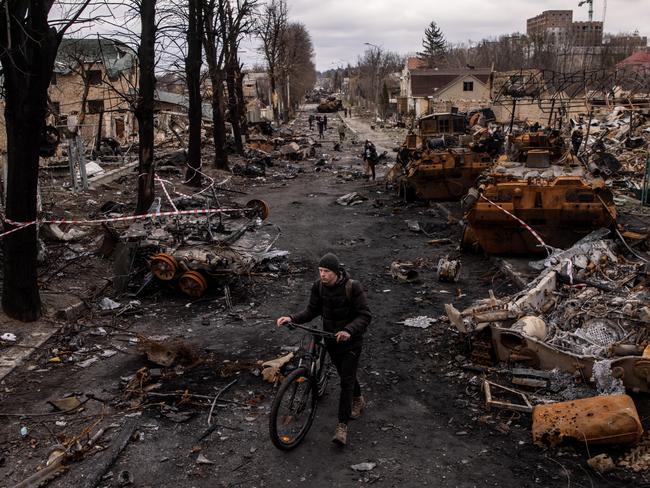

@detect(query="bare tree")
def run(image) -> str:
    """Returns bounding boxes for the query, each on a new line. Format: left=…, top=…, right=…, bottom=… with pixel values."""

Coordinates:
left=0, top=0, right=93, bottom=321
left=202, top=0, right=229, bottom=169
left=221, top=0, right=258, bottom=154
left=134, top=0, right=158, bottom=213
left=278, top=22, right=315, bottom=120
left=257, top=0, right=287, bottom=125
left=356, top=46, right=403, bottom=114
left=184, top=0, right=203, bottom=186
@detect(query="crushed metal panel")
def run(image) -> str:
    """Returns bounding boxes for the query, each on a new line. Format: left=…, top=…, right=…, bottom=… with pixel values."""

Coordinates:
left=532, top=394, right=643, bottom=447
left=514, top=271, right=557, bottom=312
left=491, top=326, right=595, bottom=375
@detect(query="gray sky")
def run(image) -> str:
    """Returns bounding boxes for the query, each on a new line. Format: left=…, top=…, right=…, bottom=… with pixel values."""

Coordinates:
left=243, top=0, right=649, bottom=71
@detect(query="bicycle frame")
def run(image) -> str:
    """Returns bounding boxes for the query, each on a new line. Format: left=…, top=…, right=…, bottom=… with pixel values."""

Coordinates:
left=287, top=322, right=334, bottom=383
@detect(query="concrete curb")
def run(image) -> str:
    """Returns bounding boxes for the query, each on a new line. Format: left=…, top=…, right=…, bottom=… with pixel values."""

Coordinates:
left=0, top=293, right=85, bottom=381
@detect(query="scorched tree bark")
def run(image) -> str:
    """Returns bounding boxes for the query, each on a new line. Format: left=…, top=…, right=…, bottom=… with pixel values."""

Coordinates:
left=135, top=0, right=158, bottom=213
left=0, top=0, right=91, bottom=321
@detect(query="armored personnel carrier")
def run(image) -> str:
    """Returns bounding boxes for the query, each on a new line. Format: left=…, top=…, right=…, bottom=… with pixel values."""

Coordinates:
left=394, top=112, right=501, bottom=201
left=461, top=131, right=617, bottom=255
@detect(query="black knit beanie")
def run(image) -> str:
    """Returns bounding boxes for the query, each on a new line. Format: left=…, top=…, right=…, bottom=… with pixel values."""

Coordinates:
left=318, top=253, right=340, bottom=275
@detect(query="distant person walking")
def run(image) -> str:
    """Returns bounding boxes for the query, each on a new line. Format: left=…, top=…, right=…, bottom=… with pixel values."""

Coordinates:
left=309, top=114, right=315, bottom=130
left=362, top=140, right=378, bottom=181
left=338, top=122, right=346, bottom=142
left=323, top=115, right=328, bottom=131
left=317, top=119, right=324, bottom=139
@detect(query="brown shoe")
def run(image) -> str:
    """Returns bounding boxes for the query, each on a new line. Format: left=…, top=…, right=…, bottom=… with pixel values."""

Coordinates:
left=350, top=395, right=366, bottom=420
left=332, top=422, right=347, bottom=446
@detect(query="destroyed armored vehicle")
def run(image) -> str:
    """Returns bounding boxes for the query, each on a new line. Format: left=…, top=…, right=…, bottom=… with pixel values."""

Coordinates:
left=461, top=131, right=617, bottom=255
left=392, top=112, right=498, bottom=201
left=146, top=199, right=277, bottom=298
left=316, top=96, right=343, bottom=113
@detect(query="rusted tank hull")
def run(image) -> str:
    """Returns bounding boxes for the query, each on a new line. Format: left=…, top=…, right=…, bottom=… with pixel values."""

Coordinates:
left=402, top=166, right=490, bottom=201
left=400, top=150, right=492, bottom=201
left=463, top=177, right=616, bottom=255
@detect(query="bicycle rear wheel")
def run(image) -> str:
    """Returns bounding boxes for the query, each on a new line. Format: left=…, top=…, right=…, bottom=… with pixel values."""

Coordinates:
left=269, top=366, right=317, bottom=450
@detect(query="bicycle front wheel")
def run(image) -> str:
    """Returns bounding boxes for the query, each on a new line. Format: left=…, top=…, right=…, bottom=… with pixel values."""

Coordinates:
left=269, top=366, right=317, bottom=450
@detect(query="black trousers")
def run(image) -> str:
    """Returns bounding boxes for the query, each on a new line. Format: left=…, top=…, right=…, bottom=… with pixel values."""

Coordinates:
left=327, top=345, right=362, bottom=424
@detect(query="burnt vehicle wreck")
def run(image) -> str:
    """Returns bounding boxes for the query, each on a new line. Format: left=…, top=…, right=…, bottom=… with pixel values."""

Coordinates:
left=393, top=112, right=502, bottom=201
left=461, top=131, right=617, bottom=255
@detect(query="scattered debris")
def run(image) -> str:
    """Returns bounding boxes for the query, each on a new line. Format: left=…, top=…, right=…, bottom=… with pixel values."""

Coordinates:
left=587, top=454, right=616, bottom=474
left=137, top=336, right=199, bottom=368
left=390, top=261, right=419, bottom=283
left=336, top=192, right=367, bottom=206
left=196, top=454, right=215, bottom=465
left=483, top=380, right=533, bottom=413
left=350, top=462, right=376, bottom=472
left=100, top=297, right=121, bottom=311
left=261, top=352, right=294, bottom=384
left=1, top=332, right=17, bottom=343
left=437, top=257, right=461, bottom=282
left=399, top=316, right=437, bottom=329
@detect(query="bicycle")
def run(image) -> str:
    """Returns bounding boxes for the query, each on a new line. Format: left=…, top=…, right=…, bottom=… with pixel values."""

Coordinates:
left=269, top=322, right=336, bottom=450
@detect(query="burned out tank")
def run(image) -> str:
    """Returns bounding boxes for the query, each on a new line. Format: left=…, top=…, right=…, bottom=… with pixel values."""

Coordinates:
left=393, top=112, right=501, bottom=201
left=461, top=131, right=617, bottom=255
left=316, top=97, right=343, bottom=113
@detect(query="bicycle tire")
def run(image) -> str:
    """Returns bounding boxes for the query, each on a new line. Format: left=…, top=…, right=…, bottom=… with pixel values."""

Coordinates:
left=269, top=366, right=317, bottom=450
left=316, top=348, right=332, bottom=398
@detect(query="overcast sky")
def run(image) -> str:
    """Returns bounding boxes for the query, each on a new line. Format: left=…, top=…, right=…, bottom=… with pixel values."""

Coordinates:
left=242, top=0, right=649, bottom=71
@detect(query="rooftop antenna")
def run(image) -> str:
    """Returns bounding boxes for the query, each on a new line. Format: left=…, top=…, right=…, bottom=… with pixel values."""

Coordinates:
left=578, top=0, right=594, bottom=22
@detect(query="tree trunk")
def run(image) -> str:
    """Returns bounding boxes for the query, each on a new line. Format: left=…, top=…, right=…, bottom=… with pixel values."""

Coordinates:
left=235, top=63, right=248, bottom=141
left=201, top=2, right=228, bottom=171
left=269, top=71, right=279, bottom=125
left=185, top=0, right=203, bottom=186
left=226, top=54, right=243, bottom=155
left=134, top=0, right=157, bottom=214
left=0, top=3, right=61, bottom=321
left=210, top=70, right=229, bottom=170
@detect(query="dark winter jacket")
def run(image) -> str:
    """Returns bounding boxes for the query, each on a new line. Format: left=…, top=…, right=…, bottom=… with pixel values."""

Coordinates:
left=291, top=270, right=371, bottom=350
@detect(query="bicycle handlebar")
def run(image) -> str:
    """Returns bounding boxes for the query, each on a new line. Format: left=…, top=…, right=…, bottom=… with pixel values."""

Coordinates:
left=285, top=322, right=337, bottom=339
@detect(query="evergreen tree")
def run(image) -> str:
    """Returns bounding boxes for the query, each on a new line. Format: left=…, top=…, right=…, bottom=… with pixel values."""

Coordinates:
left=417, top=21, right=447, bottom=67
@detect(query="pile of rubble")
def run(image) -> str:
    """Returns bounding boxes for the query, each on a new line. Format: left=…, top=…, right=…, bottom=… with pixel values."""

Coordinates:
left=443, top=227, right=650, bottom=470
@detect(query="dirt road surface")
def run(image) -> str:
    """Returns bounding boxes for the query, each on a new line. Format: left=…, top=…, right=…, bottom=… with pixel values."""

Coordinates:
left=0, top=108, right=641, bottom=488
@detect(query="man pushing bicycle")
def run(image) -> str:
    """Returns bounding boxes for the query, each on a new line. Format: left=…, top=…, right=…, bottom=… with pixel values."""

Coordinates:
left=276, top=253, right=372, bottom=446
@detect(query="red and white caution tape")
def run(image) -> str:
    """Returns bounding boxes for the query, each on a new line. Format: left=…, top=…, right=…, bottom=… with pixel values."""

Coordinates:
left=479, top=194, right=550, bottom=254
left=1, top=207, right=244, bottom=240
left=155, top=175, right=179, bottom=212
left=0, top=221, right=38, bottom=239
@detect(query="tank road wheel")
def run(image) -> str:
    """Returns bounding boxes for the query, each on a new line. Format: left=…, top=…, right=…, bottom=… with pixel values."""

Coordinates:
left=151, top=253, right=178, bottom=281
left=245, top=199, right=270, bottom=221
left=178, top=271, right=208, bottom=298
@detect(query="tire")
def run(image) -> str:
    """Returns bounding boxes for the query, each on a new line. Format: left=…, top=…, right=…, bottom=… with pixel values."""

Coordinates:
left=316, top=348, right=332, bottom=398
left=269, top=367, right=317, bottom=451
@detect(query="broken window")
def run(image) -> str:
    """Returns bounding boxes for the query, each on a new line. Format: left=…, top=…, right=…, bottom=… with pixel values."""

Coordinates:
left=51, top=102, right=60, bottom=115
left=51, top=73, right=57, bottom=86
left=463, top=81, right=474, bottom=92
left=88, top=70, right=103, bottom=85
left=87, top=99, right=104, bottom=114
